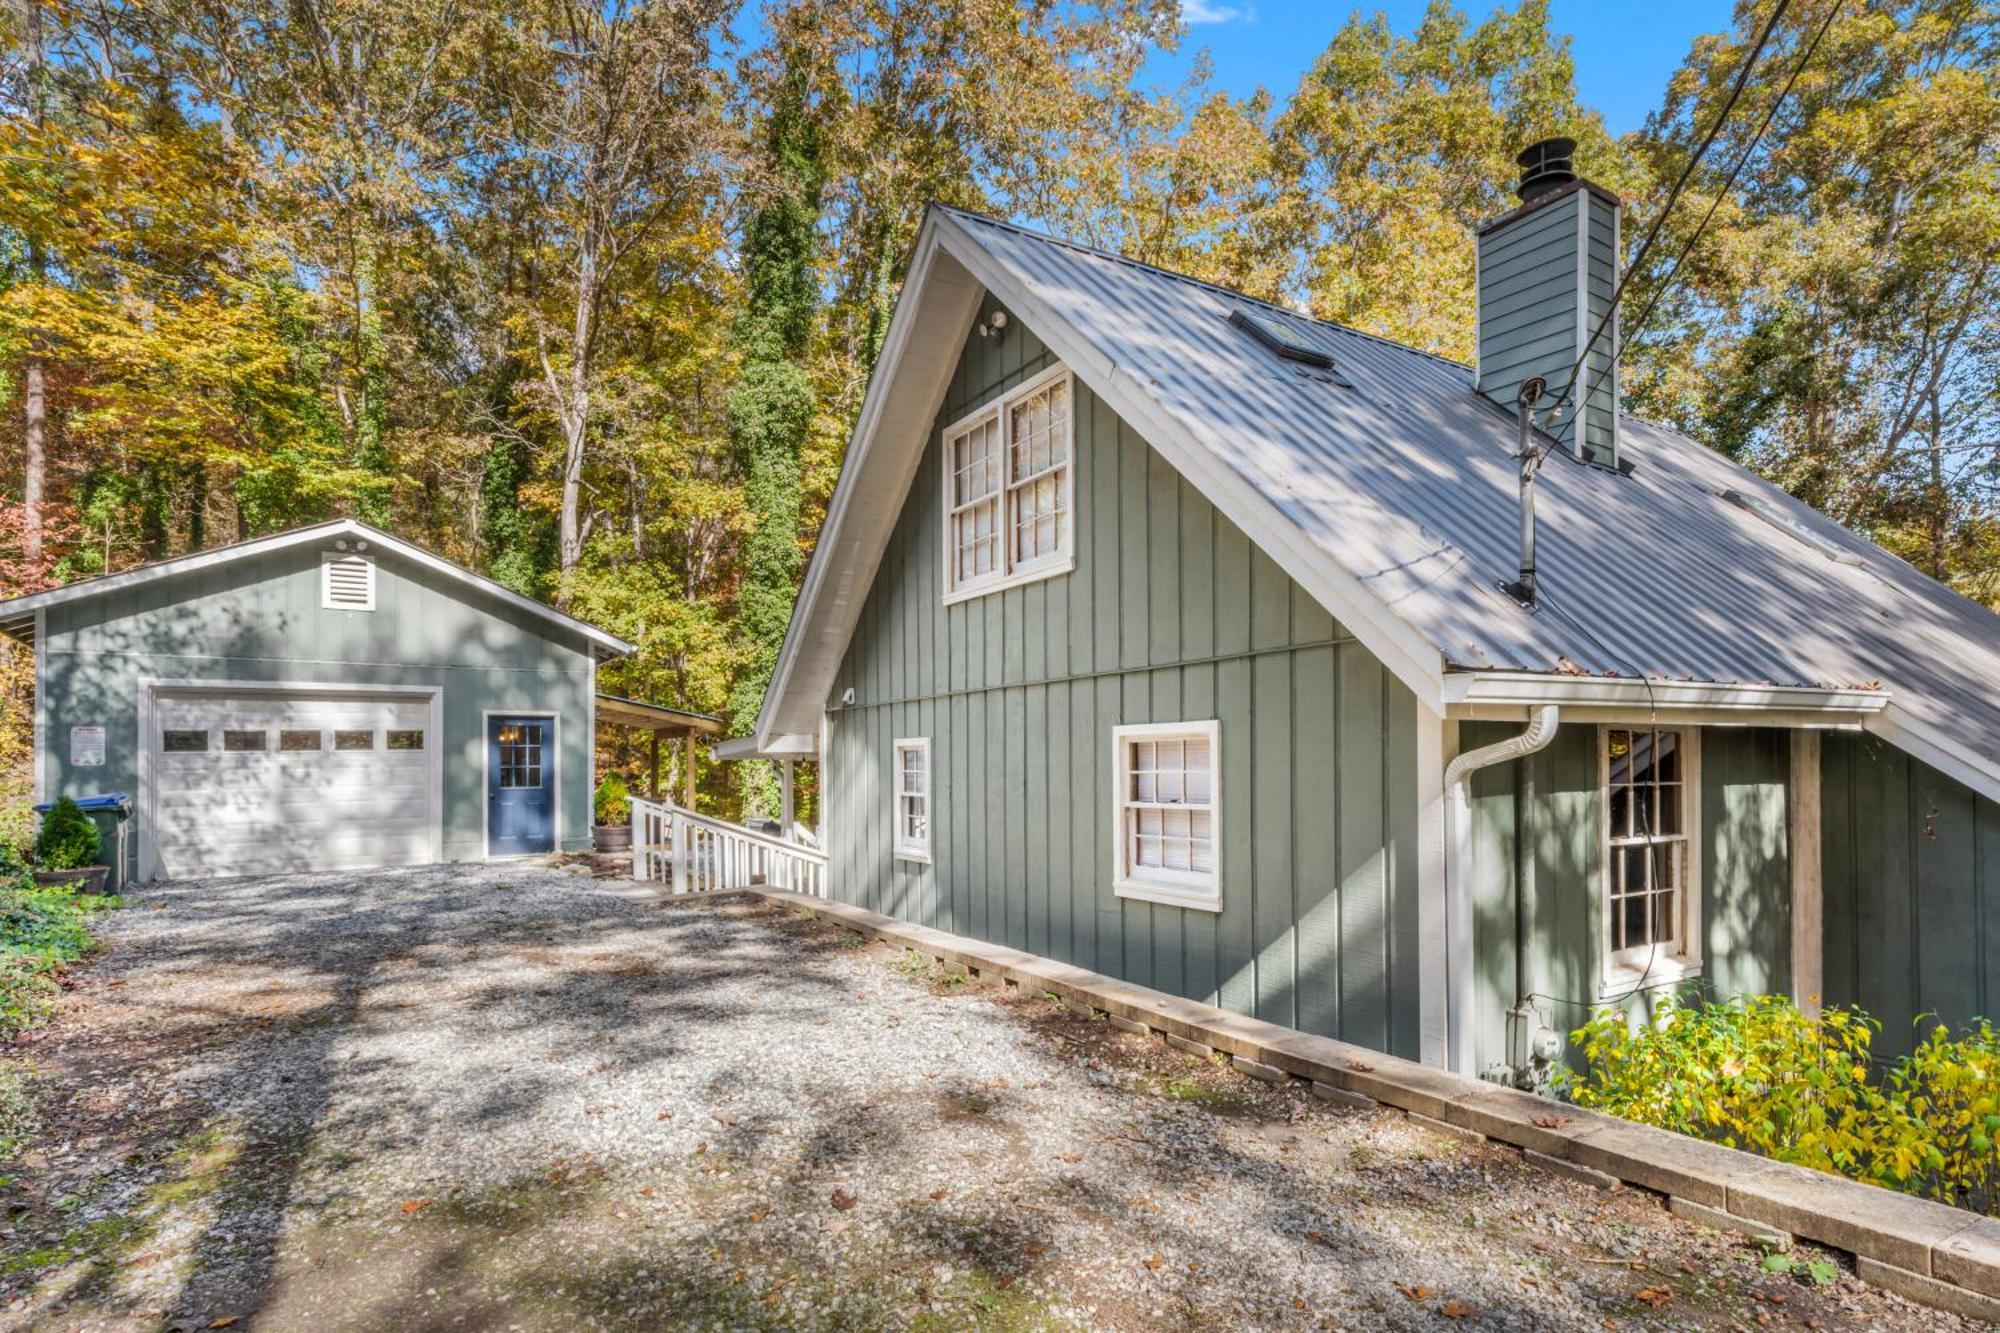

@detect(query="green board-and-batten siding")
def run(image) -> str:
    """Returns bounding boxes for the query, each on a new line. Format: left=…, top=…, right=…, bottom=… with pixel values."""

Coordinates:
left=1460, top=720, right=1791, bottom=1071
left=822, top=297, right=1425, bottom=1058
left=1822, top=731, right=2000, bottom=1056
left=39, top=543, right=598, bottom=872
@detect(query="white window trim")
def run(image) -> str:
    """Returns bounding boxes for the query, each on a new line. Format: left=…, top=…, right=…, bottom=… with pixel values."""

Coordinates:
left=893, top=736, right=932, bottom=863
left=1597, top=723, right=1703, bottom=998
left=1111, top=719, right=1222, bottom=913
left=939, top=362, right=1076, bottom=605
left=321, top=551, right=377, bottom=611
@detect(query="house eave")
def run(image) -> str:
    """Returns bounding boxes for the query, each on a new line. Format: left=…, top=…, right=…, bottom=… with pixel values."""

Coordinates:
left=0, top=519, right=635, bottom=658
left=1442, top=671, right=1890, bottom=724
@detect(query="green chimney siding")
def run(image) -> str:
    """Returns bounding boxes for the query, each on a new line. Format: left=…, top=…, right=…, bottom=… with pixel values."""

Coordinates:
left=820, top=299, right=1426, bottom=1058
left=1822, top=731, right=2000, bottom=1056
left=39, top=542, right=598, bottom=876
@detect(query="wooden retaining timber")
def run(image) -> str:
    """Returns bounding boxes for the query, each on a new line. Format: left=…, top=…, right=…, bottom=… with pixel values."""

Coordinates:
left=740, top=887, right=2000, bottom=1324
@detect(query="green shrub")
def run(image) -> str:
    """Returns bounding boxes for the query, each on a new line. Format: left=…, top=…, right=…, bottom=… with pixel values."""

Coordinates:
left=1571, top=995, right=2000, bottom=1214
left=594, top=771, right=631, bottom=827
left=0, top=886, right=119, bottom=1037
left=31, top=797, right=100, bottom=871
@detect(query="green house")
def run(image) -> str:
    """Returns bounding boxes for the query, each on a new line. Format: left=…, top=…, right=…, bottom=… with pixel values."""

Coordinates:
left=0, top=520, right=631, bottom=880
left=740, top=148, right=2000, bottom=1079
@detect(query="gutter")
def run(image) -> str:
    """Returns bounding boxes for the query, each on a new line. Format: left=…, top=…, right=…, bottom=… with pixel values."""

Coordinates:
left=1443, top=703, right=1560, bottom=1076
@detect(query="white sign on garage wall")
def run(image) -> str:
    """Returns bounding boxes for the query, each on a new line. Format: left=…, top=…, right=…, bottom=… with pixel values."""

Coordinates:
left=70, top=725, right=105, bottom=767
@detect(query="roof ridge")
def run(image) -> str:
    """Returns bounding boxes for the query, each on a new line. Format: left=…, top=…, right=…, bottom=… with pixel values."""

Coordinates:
left=932, top=203, right=1476, bottom=374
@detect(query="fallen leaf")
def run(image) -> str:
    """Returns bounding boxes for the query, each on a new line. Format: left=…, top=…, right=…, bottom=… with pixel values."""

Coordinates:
left=929, top=1188, right=948, bottom=1200
left=1398, top=1283, right=1434, bottom=1301
left=1531, top=1114, right=1572, bottom=1129
left=1304, top=1231, right=1338, bottom=1250
left=1143, top=1253, right=1164, bottom=1270
left=400, top=1198, right=433, bottom=1215
left=1348, top=1060, right=1374, bottom=1072
left=1634, top=1287, right=1672, bottom=1309
left=656, top=1110, right=674, bottom=1121
left=208, top=1321, right=240, bottom=1330
left=638, top=1186, right=654, bottom=1198
left=1441, top=1300, right=1476, bottom=1319
left=750, top=1209, right=767, bottom=1222
left=830, top=1186, right=858, bottom=1211
left=1025, top=1242, right=1047, bottom=1256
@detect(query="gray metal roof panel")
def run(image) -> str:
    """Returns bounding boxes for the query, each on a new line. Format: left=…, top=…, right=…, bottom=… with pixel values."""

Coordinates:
left=941, top=207, right=2000, bottom=769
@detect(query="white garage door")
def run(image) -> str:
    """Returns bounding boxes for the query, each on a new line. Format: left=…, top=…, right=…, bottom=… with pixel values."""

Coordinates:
left=149, top=690, right=439, bottom=879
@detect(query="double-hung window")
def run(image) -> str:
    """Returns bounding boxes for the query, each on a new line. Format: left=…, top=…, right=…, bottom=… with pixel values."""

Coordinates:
left=1601, top=726, right=1701, bottom=991
left=893, top=738, right=931, bottom=862
left=1111, top=721, right=1221, bottom=912
left=942, top=366, right=1073, bottom=602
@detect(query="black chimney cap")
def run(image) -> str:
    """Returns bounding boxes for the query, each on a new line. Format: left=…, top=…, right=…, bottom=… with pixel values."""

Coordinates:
left=1516, top=137, right=1577, bottom=203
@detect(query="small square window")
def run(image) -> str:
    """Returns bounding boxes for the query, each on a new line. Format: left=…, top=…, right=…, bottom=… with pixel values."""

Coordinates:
left=223, top=730, right=268, bottom=752
left=1112, top=721, right=1221, bottom=912
left=280, top=729, right=323, bottom=752
left=162, top=729, right=208, bottom=753
left=334, top=729, right=374, bottom=751
left=386, top=729, right=425, bottom=751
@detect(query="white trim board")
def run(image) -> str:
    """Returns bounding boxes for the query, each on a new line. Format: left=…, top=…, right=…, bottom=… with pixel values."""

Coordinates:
left=482, top=708, right=563, bottom=859
left=0, top=519, right=633, bottom=658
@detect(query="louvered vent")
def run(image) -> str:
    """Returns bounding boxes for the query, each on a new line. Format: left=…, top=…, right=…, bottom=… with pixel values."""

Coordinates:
left=321, top=553, right=376, bottom=611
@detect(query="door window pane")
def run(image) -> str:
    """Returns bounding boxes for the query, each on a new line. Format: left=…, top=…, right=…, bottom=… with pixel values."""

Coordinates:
left=386, top=729, right=425, bottom=751
left=280, top=730, right=323, bottom=752
left=334, top=730, right=374, bottom=751
left=223, top=730, right=268, bottom=752
left=162, top=729, right=208, bottom=753
left=499, top=723, right=544, bottom=788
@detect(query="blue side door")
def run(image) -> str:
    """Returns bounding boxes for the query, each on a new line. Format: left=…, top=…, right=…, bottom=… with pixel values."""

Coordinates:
left=489, top=715, right=555, bottom=855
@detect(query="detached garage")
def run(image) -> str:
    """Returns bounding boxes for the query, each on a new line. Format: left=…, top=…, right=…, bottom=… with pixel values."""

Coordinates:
left=0, top=519, right=632, bottom=881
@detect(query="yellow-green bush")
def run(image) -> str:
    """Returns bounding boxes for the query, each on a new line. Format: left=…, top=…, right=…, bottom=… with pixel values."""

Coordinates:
left=1570, top=995, right=2000, bottom=1214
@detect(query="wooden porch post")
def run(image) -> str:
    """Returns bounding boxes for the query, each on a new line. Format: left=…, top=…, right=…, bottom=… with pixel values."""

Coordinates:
left=683, top=726, right=697, bottom=810
left=648, top=728, right=661, bottom=800
left=780, top=760, right=795, bottom=841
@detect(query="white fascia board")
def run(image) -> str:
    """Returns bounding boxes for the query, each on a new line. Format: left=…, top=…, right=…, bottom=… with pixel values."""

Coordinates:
left=755, top=225, right=985, bottom=747
left=932, top=217, right=1448, bottom=712
left=1868, top=705, right=2000, bottom=805
left=1442, top=672, right=1890, bottom=716
left=713, top=733, right=817, bottom=761
left=0, top=518, right=635, bottom=658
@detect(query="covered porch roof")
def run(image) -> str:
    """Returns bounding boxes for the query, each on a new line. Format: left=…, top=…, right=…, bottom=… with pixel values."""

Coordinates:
left=595, top=694, right=726, bottom=736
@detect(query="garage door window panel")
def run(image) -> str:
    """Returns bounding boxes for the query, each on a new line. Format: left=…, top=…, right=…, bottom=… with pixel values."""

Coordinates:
left=162, top=730, right=209, bottom=753
left=386, top=729, right=425, bottom=752
left=223, top=730, right=268, bottom=752
left=280, top=730, right=323, bottom=752
left=334, top=730, right=374, bottom=751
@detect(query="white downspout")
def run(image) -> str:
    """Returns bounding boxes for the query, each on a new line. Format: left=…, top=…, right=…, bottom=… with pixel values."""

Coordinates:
left=1443, top=703, right=1560, bottom=1075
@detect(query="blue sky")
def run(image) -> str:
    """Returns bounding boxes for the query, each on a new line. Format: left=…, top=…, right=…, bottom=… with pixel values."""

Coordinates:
left=1158, top=2, right=1740, bottom=135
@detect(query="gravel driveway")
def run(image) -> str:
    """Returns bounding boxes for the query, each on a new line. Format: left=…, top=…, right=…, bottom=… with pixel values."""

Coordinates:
left=0, top=864, right=1969, bottom=1330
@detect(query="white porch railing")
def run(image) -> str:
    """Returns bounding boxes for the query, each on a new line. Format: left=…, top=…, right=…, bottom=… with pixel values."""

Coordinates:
left=629, top=796, right=827, bottom=897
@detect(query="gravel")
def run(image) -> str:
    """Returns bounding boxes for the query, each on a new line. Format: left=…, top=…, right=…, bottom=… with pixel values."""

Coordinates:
left=0, top=863, right=1971, bottom=1331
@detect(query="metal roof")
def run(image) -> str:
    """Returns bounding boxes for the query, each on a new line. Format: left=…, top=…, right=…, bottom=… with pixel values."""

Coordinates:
left=595, top=694, right=726, bottom=735
left=940, top=208, right=2000, bottom=775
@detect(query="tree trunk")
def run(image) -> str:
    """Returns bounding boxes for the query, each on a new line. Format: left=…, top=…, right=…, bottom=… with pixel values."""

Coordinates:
left=22, top=355, right=44, bottom=570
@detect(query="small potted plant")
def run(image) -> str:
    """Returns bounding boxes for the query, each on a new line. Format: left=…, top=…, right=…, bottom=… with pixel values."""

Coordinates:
left=32, top=796, right=109, bottom=894
left=593, top=772, right=633, bottom=853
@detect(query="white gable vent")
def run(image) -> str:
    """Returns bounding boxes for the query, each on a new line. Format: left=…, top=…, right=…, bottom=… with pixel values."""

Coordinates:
left=321, top=552, right=376, bottom=610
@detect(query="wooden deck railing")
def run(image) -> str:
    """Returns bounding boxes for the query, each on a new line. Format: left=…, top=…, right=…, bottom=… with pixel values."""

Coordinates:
left=628, top=796, right=827, bottom=897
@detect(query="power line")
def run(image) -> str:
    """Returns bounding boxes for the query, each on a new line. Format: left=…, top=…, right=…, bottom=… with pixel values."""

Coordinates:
left=1540, top=0, right=1794, bottom=425
left=1620, top=0, right=1844, bottom=352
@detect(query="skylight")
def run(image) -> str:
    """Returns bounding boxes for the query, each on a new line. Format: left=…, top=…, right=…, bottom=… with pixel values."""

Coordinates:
left=1721, top=489, right=1877, bottom=575
left=1227, top=308, right=1335, bottom=370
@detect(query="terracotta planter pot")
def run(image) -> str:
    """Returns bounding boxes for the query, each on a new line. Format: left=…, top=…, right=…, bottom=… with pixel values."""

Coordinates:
left=32, top=865, right=111, bottom=895
left=593, top=824, right=633, bottom=853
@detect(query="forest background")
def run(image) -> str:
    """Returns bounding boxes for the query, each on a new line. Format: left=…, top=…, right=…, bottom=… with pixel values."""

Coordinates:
left=0, top=0, right=1991, bottom=824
